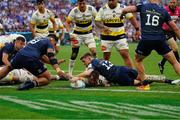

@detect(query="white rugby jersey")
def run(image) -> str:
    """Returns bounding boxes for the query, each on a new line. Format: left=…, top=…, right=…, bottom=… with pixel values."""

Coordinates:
left=67, top=5, right=97, bottom=34
left=48, top=18, right=64, bottom=32
left=95, top=3, right=133, bottom=40
left=30, top=8, right=54, bottom=34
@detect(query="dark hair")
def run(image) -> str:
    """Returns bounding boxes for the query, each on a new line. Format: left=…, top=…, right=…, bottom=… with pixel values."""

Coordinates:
left=48, top=34, right=58, bottom=42
left=78, top=0, right=85, bottom=2
left=36, top=0, right=44, bottom=4
left=16, top=36, right=26, bottom=42
left=80, top=52, right=92, bottom=60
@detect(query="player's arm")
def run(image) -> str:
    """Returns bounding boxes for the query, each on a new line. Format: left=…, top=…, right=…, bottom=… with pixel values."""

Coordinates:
left=30, top=14, right=36, bottom=38
left=65, top=17, right=72, bottom=33
left=168, top=20, right=180, bottom=39
left=77, top=69, right=94, bottom=78
left=47, top=48, right=69, bottom=78
left=30, top=22, right=36, bottom=38
left=41, top=55, right=65, bottom=65
left=95, top=8, right=111, bottom=34
left=2, top=52, right=10, bottom=66
left=50, top=17, right=58, bottom=35
left=128, top=13, right=141, bottom=40
left=59, top=20, right=65, bottom=41
left=121, top=6, right=137, bottom=15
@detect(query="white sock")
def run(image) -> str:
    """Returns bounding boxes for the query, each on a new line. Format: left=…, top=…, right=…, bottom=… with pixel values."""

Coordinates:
left=68, top=59, right=76, bottom=75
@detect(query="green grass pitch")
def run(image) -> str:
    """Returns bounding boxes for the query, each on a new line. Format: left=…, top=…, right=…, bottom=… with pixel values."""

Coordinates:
left=0, top=43, right=180, bottom=119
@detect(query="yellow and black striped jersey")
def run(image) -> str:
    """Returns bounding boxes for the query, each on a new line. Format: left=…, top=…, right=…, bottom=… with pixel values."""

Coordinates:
left=95, top=3, right=133, bottom=40
left=67, top=5, right=97, bottom=33
left=30, top=8, right=54, bottom=34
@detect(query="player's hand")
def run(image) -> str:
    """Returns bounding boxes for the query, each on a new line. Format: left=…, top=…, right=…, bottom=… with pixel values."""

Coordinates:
left=102, top=26, right=111, bottom=34
left=57, top=71, right=71, bottom=80
left=134, top=30, right=141, bottom=41
left=69, top=33, right=77, bottom=40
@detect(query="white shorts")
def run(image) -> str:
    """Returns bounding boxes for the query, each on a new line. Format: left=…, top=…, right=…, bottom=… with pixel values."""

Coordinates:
left=0, top=68, right=34, bottom=84
left=101, top=38, right=129, bottom=52
left=35, top=32, right=49, bottom=38
left=72, top=33, right=96, bottom=48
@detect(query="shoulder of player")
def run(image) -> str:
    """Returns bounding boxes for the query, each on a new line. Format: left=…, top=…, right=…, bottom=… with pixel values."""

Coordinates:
left=45, top=8, right=53, bottom=14
left=70, top=7, right=79, bottom=14
left=86, top=5, right=96, bottom=11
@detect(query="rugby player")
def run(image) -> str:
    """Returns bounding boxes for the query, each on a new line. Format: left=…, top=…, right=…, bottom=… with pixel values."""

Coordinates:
left=30, top=0, right=57, bottom=38
left=121, top=0, right=180, bottom=80
left=48, top=14, right=64, bottom=53
left=70, top=53, right=180, bottom=89
left=95, top=0, right=140, bottom=68
left=0, top=34, right=70, bottom=90
left=158, top=0, right=180, bottom=74
left=0, top=36, right=26, bottom=66
left=65, top=0, right=97, bottom=75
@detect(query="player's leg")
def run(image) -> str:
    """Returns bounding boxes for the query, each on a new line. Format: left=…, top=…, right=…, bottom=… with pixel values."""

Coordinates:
left=17, top=59, right=51, bottom=90
left=164, top=51, right=180, bottom=75
left=115, top=38, right=134, bottom=68
left=0, top=66, right=12, bottom=80
left=84, top=33, right=97, bottom=58
left=69, top=46, right=79, bottom=75
left=119, top=49, right=134, bottom=68
left=167, top=37, right=179, bottom=62
left=134, top=40, right=151, bottom=81
left=101, top=40, right=113, bottom=61
left=68, top=34, right=81, bottom=75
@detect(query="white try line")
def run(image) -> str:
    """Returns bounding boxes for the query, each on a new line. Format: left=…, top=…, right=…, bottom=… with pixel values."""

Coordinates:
left=1, top=86, right=180, bottom=94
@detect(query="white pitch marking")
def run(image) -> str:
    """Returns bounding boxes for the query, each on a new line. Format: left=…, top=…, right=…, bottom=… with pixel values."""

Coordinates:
left=117, top=103, right=180, bottom=119
left=1, top=86, right=180, bottom=94
left=42, top=99, right=130, bottom=118
left=71, top=101, right=139, bottom=119
left=148, top=104, right=180, bottom=112
left=0, top=95, right=47, bottom=110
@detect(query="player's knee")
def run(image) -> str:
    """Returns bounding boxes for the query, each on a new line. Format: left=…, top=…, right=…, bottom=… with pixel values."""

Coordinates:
left=71, top=47, right=79, bottom=60
left=90, top=48, right=96, bottom=57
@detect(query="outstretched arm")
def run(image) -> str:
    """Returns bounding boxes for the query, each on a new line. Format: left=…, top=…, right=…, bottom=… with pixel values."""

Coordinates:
left=122, top=6, right=137, bottom=14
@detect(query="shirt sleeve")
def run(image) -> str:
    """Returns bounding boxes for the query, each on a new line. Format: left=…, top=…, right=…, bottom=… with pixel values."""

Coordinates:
left=3, top=44, right=13, bottom=54
left=30, top=13, right=36, bottom=24
left=67, top=9, right=75, bottom=22
left=136, top=4, right=142, bottom=12
left=92, top=6, right=97, bottom=18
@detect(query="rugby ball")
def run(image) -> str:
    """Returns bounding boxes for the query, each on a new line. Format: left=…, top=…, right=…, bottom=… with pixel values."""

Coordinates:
left=70, top=80, right=86, bottom=89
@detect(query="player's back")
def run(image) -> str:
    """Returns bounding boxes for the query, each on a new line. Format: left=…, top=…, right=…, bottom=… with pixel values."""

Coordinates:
left=137, top=3, right=171, bottom=40
left=19, top=37, right=53, bottom=59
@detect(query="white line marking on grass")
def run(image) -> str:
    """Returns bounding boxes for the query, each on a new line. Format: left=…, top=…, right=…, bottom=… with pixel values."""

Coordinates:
left=117, top=103, right=180, bottom=119
left=42, top=100, right=128, bottom=118
left=1, top=86, right=180, bottom=94
left=0, top=95, right=47, bottom=110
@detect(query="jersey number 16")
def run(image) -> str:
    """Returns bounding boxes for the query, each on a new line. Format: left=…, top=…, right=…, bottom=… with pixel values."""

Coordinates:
left=145, top=14, right=160, bottom=26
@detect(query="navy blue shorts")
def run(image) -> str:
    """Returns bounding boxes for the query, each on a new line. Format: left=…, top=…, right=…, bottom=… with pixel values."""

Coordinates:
left=111, top=67, right=138, bottom=86
left=10, top=53, right=47, bottom=76
left=164, top=30, right=176, bottom=41
left=136, top=40, right=171, bottom=56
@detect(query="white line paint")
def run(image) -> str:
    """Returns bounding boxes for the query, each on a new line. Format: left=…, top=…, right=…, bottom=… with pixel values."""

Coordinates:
left=117, top=103, right=180, bottom=119
left=0, top=86, right=180, bottom=94
left=43, top=100, right=124, bottom=118
left=0, top=95, right=47, bottom=110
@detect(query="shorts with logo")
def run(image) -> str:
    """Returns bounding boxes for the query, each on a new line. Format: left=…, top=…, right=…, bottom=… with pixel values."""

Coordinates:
left=136, top=40, right=171, bottom=56
left=71, top=32, right=96, bottom=48
left=101, top=38, right=129, bottom=52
